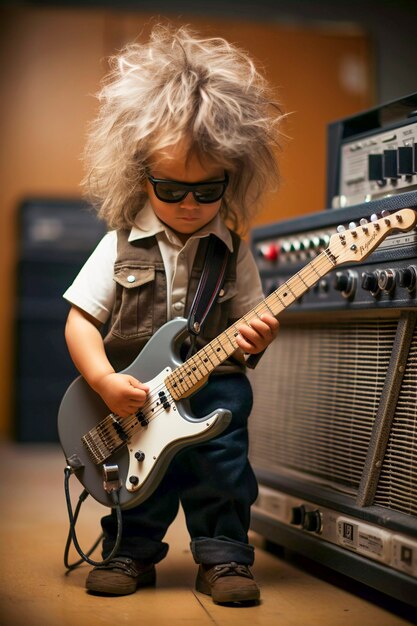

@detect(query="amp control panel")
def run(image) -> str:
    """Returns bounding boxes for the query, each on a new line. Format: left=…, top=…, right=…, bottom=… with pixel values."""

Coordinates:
left=253, top=485, right=417, bottom=580
left=327, top=92, right=417, bottom=209
left=335, top=120, right=417, bottom=208
left=251, top=195, right=417, bottom=312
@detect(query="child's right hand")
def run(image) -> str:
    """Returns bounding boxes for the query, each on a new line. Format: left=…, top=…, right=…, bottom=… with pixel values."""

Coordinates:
left=94, top=373, right=149, bottom=417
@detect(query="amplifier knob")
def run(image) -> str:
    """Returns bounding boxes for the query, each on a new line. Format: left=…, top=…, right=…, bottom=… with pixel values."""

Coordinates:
left=302, top=509, right=322, bottom=533
left=290, top=505, right=305, bottom=526
left=398, top=266, right=417, bottom=291
left=263, top=243, right=280, bottom=261
left=361, top=271, right=380, bottom=295
left=333, top=270, right=357, bottom=299
left=378, top=268, right=397, bottom=293
left=334, top=272, right=349, bottom=292
left=319, top=279, right=329, bottom=292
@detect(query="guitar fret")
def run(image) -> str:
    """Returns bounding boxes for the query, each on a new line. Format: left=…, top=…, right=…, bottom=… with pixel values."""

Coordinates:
left=212, top=336, right=229, bottom=360
left=223, top=329, right=238, bottom=351
left=310, top=262, right=321, bottom=277
left=182, top=359, right=200, bottom=385
left=297, top=272, right=309, bottom=288
left=263, top=300, right=276, bottom=316
left=205, top=343, right=222, bottom=365
left=284, top=281, right=297, bottom=298
left=174, top=368, right=193, bottom=392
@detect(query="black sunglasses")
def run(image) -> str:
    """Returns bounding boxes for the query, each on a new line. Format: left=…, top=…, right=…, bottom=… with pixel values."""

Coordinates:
left=147, top=173, right=229, bottom=204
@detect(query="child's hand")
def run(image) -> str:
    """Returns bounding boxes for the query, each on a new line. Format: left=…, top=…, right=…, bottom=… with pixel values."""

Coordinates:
left=94, top=373, right=149, bottom=417
left=235, top=313, right=279, bottom=354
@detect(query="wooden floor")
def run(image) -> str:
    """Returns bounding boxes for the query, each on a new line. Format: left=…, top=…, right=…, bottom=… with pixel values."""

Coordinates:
left=0, top=443, right=415, bottom=626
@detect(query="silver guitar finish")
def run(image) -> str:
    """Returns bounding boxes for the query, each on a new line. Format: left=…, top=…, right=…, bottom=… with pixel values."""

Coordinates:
left=58, top=318, right=232, bottom=509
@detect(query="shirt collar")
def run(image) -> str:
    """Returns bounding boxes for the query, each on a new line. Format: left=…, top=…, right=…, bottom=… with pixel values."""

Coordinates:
left=128, top=200, right=234, bottom=252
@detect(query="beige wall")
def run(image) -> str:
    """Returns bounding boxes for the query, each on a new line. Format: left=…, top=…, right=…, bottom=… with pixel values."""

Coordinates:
left=0, top=7, right=374, bottom=438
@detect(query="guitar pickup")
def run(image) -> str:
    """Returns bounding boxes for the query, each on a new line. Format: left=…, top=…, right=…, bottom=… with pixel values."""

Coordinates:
left=111, top=416, right=129, bottom=441
left=158, top=390, right=170, bottom=409
left=136, top=412, right=149, bottom=427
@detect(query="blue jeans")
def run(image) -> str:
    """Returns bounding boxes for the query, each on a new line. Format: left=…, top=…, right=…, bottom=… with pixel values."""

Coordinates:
left=101, top=373, right=258, bottom=565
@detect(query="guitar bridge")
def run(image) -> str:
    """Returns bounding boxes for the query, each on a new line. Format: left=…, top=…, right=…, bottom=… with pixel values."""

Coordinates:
left=82, top=414, right=129, bottom=465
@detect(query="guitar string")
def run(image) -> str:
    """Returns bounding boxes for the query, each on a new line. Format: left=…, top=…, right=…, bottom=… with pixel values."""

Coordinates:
left=85, top=249, right=338, bottom=458
left=85, top=245, right=342, bottom=456
left=85, top=220, right=391, bottom=460
left=165, top=249, right=337, bottom=390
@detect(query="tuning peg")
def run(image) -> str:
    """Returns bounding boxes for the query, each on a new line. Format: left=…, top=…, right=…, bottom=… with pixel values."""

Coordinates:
left=395, top=212, right=403, bottom=223
left=380, top=209, right=391, bottom=225
left=370, top=214, right=380, bottom=230
left=359, top=218, right=369, bottom=233
left=348, top=222, right=358, bottom=237
left=337, top=224, right=346, bottom=233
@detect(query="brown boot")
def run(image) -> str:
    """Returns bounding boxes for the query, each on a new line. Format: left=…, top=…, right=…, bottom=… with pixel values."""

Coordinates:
left=85, top=556, right=156, bottom=595
left=196, top=562, right=260, bottom=604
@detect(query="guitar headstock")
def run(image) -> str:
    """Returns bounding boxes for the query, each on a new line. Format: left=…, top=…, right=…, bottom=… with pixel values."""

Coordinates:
left=328, top=208, right=417, bottom=266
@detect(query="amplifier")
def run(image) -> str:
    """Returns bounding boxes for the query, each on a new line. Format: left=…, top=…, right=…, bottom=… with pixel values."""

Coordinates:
left=327, top=92, right=417, bottom=209
left=248, top=192, right=417, bottom=606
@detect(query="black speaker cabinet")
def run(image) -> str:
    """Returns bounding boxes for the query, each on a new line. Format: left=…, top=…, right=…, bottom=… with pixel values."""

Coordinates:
left=14, top=199, right=106, bottom=442
left=249, top=193, right=417, bottom=606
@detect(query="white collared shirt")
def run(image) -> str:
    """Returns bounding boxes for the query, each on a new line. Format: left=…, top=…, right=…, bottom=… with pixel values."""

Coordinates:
left=63, top=201, right=264, bottom=324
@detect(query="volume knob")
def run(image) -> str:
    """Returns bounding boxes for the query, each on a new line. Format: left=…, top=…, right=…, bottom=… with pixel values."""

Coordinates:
left=333, top=270, right=357, bottom=299
left=302, top=510, right=322, bottom=533
left=398, top=266, right=417, bottom=291
left=378, top=268, right=396, bottom=293
left=361, top=271, right=379, bottom=294
left=263, top=243, right=280, bottom=261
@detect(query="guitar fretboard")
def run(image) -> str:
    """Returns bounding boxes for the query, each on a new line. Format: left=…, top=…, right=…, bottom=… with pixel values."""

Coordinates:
left=165, top=250, right=335, bottom=400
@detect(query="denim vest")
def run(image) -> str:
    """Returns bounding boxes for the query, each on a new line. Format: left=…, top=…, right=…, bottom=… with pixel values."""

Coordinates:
left=103, top=229, right=242, bottom=372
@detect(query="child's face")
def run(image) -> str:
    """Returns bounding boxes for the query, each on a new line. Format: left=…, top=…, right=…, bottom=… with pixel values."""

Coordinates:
left=146, top=142, right=225, bottom=242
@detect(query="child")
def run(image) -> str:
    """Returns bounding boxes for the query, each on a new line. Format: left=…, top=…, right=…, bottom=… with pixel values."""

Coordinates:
left=63, top=24, right=283, bottom=604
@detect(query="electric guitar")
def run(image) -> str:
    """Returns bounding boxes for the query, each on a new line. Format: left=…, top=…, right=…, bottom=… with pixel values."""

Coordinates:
left=58, top=208, right=417, bottom=509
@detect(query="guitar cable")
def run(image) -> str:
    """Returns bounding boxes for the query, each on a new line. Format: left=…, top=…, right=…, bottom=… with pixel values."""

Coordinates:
left=63, top=465, right=123, bottom=570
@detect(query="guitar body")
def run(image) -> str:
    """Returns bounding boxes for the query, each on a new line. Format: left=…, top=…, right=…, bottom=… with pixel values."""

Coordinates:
left=58, top=318, right=232, bottom=509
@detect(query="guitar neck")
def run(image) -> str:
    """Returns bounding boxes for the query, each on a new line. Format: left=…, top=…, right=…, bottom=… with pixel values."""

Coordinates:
left=165, top=249, right=336, bottom=400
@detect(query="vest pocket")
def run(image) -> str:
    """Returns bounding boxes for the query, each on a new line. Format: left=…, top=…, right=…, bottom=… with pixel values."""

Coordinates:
left=110, top=265, right=155, bottom=339
left=216, top=281, right=238, bottom=304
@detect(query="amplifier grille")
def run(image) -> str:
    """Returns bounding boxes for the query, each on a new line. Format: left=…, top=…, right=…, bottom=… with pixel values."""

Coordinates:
left=374, top=329, right=417, bottom=516
left=248, top=317, right=398, bottom=492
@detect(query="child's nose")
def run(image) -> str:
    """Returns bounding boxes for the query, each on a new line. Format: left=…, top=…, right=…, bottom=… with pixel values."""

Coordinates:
left=179, top=192, right=199, bottom=209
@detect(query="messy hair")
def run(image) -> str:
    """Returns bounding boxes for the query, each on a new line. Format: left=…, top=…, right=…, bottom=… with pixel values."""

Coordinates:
left=82, top=24, right=284, bottom=233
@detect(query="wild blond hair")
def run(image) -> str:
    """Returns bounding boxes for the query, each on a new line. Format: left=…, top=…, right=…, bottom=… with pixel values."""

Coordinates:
left=83, top=24, right=284, bottom=233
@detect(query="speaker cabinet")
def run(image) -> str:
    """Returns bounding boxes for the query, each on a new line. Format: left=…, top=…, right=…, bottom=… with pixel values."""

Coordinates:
left=249, top=196, right=417, bottom=605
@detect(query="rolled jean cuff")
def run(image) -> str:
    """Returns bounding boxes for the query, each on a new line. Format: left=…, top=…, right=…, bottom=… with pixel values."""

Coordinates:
left=190, top=536, right=255, bottom=566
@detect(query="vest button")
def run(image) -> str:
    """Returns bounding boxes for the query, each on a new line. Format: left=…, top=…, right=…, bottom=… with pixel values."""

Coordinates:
left=127, top=275, right=136, bottom=283
left=173, top=302, right=183, bottom=311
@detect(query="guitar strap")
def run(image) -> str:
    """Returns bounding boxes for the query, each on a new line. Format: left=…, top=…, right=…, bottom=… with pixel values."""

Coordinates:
left=187, top=234, right=230, bottom=340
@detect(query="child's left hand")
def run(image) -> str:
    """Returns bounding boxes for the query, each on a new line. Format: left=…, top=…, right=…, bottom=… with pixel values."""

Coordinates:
left=235, top=313, right=279, bottom=354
